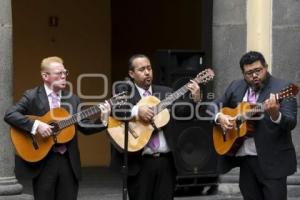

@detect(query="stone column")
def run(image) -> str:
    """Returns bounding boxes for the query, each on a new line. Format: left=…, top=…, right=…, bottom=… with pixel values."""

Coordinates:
left=212, top=0, right=247, bottom=98
left=212, top=0, right=246, bottom=195
left=0, top=0, right=27, bottom=199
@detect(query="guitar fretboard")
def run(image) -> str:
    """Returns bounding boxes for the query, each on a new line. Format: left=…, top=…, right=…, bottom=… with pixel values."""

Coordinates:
left=55, top=97, right=117, bottom=130
left=154, top=84, right=190, bottom=114
left=152, top=69, right=214, bottom=115
left=57, top=105, right=102, bottom=130
left=237, top=87, right=294, bottom=122
left=238, top=104, right=264, bottom=122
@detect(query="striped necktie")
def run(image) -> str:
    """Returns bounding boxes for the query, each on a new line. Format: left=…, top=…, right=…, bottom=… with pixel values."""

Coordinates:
left=143, top=90, right=160, bottom=151
left=50, top=92, right=67, bottom=154
left=248, top=88, right=257, bottom=104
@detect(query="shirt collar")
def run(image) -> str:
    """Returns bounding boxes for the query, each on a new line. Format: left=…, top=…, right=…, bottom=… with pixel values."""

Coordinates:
left=44, top=84, right=61, bottom=97
left=134, top=84, right=152, bottom=96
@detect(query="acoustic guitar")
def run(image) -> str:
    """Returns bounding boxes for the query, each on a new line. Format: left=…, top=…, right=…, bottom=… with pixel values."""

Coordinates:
left=213, top=84, right=299, bottom=156
left=108, top=68, right=215, bottom=152
left=10, top=92, right=127, bottom=163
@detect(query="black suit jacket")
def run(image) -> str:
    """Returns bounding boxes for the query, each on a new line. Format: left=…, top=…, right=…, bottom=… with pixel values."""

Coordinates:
left=207, top=74, right=297, bottom=179
left=4, top=85, right=106, bottom=180
left=110, top=84, right=177, bottom=176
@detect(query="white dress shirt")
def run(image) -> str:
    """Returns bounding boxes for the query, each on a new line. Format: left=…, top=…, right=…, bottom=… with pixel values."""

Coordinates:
left=31, top=84, right=61, bottom=135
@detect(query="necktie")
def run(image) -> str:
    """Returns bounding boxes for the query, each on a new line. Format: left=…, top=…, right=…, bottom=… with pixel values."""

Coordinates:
left=50, top=92, right=60, bottom=108
left=143, top=90, right=160, bottom=151
left=247, top=88, right=258, bottom=134
left=143, top=90, right=151, bottom=97
left=248, top=89, right=257, bottom=104
left=50, top=92, right=67, bottom=154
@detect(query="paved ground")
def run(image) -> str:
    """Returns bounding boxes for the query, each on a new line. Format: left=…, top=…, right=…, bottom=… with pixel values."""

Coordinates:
left=1, top=167, right=298, bottom=200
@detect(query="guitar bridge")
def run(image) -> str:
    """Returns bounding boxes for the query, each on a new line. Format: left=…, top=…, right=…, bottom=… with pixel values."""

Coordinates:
left=52, top=134, right=58, bottom=144
left=222, top=128, right=227, bottom=142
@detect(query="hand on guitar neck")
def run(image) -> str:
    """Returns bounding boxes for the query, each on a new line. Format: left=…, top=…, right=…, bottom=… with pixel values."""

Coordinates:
left=264, top=93, right=280, bottom=121
left=187, top=79, right=202, bottom=102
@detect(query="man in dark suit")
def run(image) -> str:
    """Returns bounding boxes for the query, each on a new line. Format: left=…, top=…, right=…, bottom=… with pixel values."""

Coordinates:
left=4, top=56, right=111, bottom=200
left=110, top=54, right=201, bottom=200
left=207, top=51, right=298, bottom=200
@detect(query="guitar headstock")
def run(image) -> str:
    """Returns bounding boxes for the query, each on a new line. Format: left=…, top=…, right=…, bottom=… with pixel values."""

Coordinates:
left=277, top=84, right=299, bottom=101
left=109, top=91, right=129, bottom=106
left=194, top=68, right=215, bottom=84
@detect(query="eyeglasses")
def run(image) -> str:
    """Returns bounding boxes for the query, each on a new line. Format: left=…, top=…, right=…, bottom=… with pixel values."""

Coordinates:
left=244, top=67, right=264, bottom=77
left=46, top=70, right=69, bottom=77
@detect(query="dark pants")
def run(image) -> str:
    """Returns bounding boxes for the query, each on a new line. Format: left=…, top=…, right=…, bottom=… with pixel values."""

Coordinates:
left=239, top=156, right=287, bottom=200
left=32, top=152, right=78, bottom=200
left=128, top=153, right=176, bottom=200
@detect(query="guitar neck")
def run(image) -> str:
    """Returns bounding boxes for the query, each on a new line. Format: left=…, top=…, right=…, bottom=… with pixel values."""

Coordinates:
left=239, top=90, right=287, bottom=121
left=241, top=104, right=264, bottom=121
left=57, top=104, right=102, bottom=130
left=151, top=68, right=215, bottom=114
left=154, top=84, right=189, bottom=114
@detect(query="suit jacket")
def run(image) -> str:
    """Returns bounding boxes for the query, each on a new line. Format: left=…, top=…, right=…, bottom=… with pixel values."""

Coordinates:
left=110, top=84, right=178, bottom=176
left=4, top=85, right=106, bottom=180
left=207, top=74, right=298, bottom=179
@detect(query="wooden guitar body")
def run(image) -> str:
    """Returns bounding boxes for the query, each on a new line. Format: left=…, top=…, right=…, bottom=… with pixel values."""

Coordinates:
left=213, top=102, right=251, bottom=156
left=108, top=95, right=170, bottom=152
left=10, top=108, right=75, bottom=162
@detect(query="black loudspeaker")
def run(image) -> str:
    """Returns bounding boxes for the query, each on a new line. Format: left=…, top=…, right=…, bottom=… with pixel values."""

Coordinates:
left=154, top=49, right=204, bottom=85
left=169, top=119, right=219, bottom=191
left=154, top=49, right=218, bottom=189
left=171, top=120, right=218, bottom=176
left=154, top=49, right=213, bottom=102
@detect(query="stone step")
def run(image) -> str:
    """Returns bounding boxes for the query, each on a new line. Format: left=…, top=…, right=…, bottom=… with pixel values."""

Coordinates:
left=0, top=194, right=33, bottom=200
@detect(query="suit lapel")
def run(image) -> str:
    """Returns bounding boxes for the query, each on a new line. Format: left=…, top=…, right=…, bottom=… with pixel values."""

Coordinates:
left=237, top=81, right=248, bottom=103
left=257, top=74, right=272, bottom=103
left=257, top=85, right=271, bottom=103
left=152, top=85, right=164, bottom=100
left=131, top=85, right=142, bottom=104
left=37, top=86, right=50, bottom=112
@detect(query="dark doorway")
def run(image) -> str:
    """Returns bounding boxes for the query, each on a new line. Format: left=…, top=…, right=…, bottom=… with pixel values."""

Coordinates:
left=111, top=0, right=212, bottom=82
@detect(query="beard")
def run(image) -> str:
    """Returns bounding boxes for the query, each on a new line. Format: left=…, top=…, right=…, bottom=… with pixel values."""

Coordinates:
left=248, top=76, right=268, bottom=92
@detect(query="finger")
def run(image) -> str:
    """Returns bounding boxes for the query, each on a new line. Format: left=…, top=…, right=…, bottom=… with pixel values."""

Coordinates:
left=49, top=125, right=54, bottom=129
left=42, top=132, right=48, bottom=138
left=189, top=79, right=197, bottom=86
left=187, top=82, right=194, bottom=90
left=148, top=113, right=154, bottom=119
left=47, top=129, right=52, bottom=136
left=269, top=93, right=278, bottom=104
